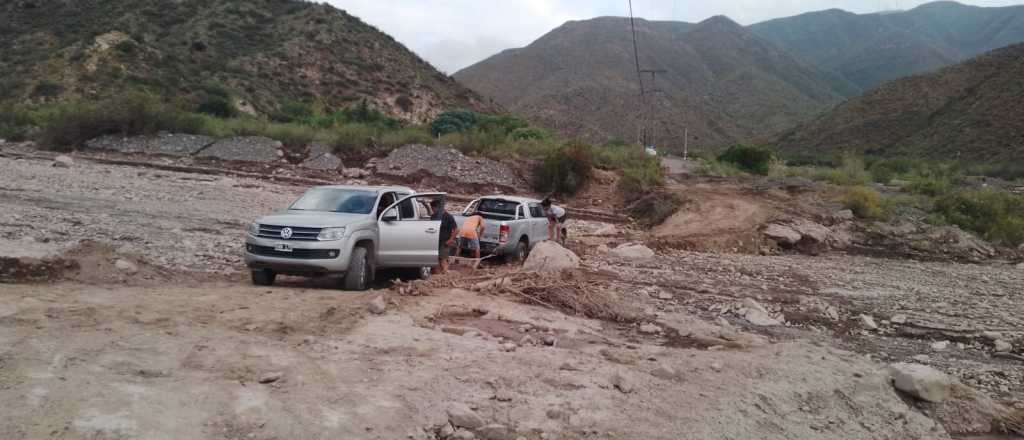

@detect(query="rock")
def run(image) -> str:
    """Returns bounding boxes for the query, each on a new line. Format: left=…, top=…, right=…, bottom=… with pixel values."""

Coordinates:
left=859, top=314, right=879, bottom=331
left=84, top=133, right=216, bottom=156
left=522, top=241, right=580, bottom=274
left=912, top=354, right=931, bottom=363
left=438, top=423, right=455, bottom=439
left=981, top=331, right=1002, bottom=341
left=476, top=424, right=508, bottom=440
left=451, top=429, right=476, bottom=440
left=342, top=167, right=370, bottom=179
left=114, top=259, right=138, bottom=275
left=53, top=155, right=74, bottom=168
left=610, top=373, right=633, bottom=393
left=638, top=323, right=661, bottom=334
left=446, top=403, right=485, bottom=430
left=743, top=304, right=781, bottom=326
left=834, top=209, right=855, bottom=221
left=651, top=365, right=677, bottom=380
left=542, top=335, right=556, bottom=346
left=610, top=243, right=655, bottom=260
left=198, top=136, right=283, bottom=162
left=368, top=296, right=387, bottom=315
left=301, top=152, right=342, bottom=170
left=545, top=408, right=563, bottom=420
left=824, top=306, right=840, bottom=321
left=657, top=291, right=673, bottom=300
left=762, top=223, right=801, bottom=245
left=374, top=145, right=523, bottom=189
left=994, top=340, right=1013, bottom=353
left=595, top=244, right=610, bottom=254
left=500, top=342, right=517, bottom=352
left=888, top=363, right=953, bottom=403
left=593, top=225, right=618, bottom=236
left=710, top=362, right=723, bottom=372
left=493, top=390, right=513, bottom=402
left=890, top=314, right=908, bottom=325
left=931, top=340, right=950, bottom=352
left=258, top=372, right=283, bottom=384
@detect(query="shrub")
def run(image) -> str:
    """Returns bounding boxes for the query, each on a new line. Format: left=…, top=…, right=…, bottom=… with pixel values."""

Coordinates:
left=935, top=189, right=1024, bottom=246
left=906, top=174, right=952, bottom=196
left=697, top=159, right=746, bottom=177
left=717, top=144, right=773, bottom=175
left=329, top=123, right=378, bottom=153
left=378, top=127, right=433, bottom=150
left=341, top=99, right=399, bottom=128
left=628, top=192, right=682, bottom=228
left=510, top=127, right=549, bottom=141
left=272, top=100, right=314, bottom=124
left=0, top=105, right=36, bottom=141
left=533, top=142, right=593, bottom=196
left=37, top=93, right=204, bottom=150
left=196, top=95, right=237, bottom=118
left=619, top=158, right=665, bottom=198
left=431, top=109, right=476, bottom=137
left=262, top=123, right=316, bottom=147
left=395, top=95, right=414, bottom=113
left=31, top=81, right=64, bottom=98
left=813, top=153, right=871, bottom=185
left=843, top=186, right=884, bottom=219
left=868, top=157, right=920, bottom=183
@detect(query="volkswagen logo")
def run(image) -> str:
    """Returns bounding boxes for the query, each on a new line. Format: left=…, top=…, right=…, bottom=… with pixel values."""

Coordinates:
left=280, top=227, right=293, bottom=239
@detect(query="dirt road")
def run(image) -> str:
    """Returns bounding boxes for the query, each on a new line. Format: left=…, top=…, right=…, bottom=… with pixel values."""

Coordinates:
left=1, top=152, right=1022, bottom=439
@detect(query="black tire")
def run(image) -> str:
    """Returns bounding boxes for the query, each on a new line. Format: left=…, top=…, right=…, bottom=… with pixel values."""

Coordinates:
left=343, top=246, right=370, bottom=291
left=506, top=240, right=528, bottom=264
left=251, top=269, right=276, bottom=286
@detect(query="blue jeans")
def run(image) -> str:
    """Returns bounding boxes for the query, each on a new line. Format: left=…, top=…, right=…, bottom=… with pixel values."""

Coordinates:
left=459, top=237, right=480, bottom=251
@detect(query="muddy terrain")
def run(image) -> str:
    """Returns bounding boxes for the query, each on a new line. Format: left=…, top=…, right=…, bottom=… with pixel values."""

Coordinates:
left=1, top=148, right=1022, bottom=440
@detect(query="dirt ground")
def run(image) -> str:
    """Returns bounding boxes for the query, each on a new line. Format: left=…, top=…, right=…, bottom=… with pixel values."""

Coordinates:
left=1, top=150, right=1023, bottom=439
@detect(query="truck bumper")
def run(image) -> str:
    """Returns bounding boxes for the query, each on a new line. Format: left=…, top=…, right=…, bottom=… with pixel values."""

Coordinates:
left=244, top=235, right=353, bottom=275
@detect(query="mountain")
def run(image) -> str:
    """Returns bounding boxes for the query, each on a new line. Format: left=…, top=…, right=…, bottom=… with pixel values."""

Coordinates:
left=0, top=0, right=496, bottom=122
left=750, top=1, right=1024, bottom=90
left=770, top=44, right=1024, bottom=163
left=455, top=16, right=858, bottom=149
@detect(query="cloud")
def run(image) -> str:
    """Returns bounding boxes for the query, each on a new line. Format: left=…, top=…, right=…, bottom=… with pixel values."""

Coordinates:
left=329, top=0, right=1024, bottom=73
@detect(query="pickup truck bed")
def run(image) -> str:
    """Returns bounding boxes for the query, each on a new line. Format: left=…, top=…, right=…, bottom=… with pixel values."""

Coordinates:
left=452, top=196, right=564, bottom=262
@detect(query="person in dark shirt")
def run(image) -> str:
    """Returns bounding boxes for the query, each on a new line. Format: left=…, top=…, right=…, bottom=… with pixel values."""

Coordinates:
left=431, top=198, right=457, bottom=274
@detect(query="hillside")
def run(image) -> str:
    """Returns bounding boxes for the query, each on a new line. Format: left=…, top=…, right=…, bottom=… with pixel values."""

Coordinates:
left=0, top=0, right=496, bottom=123
left=770, top=44, right=1024, bottom=163
left=455, top=16, right=857, bottom=150
left=750, top=1, right=1024, bottom=90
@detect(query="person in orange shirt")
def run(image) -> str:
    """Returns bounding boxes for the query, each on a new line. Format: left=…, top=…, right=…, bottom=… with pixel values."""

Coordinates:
left=458, top=211, right=485, bottom=259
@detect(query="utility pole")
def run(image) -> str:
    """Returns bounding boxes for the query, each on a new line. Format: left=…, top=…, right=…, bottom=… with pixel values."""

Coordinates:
left=683, top=127, right=689, bottom=160
left=639, top=68, right=666, bottom=150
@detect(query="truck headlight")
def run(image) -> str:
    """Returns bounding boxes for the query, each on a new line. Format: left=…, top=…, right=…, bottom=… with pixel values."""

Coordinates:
left=248, top=222, right=260, bottom=237
left=317, top=227, right=346, bottom=241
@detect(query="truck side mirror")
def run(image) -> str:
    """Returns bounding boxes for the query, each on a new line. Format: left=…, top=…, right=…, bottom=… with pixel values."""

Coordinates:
left=381, top=208, right=399, bottom=222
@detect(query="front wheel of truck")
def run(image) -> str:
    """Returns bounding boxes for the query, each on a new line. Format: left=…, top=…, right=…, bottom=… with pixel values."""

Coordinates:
left=251, top=269, right=276, bottom=286
left=343, top=246, right=370, bottom=291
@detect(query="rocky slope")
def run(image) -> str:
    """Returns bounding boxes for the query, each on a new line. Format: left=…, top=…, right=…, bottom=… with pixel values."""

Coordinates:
left=0, top=0, right=497, bottom=122
left=750, top=1, right=1024, bottom=90
left=455, top=16, right=858, bottom=150
left=770, top=44, right=1024, bottom=163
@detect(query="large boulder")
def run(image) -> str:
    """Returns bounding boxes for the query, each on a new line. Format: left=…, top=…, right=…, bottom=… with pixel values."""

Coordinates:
left=523, top=241, right=580, bottom=274
left=85, top=133, right=217, bottom=156
left=610, top=243, right=655, bottom=260
left=197, top=136, right=283, bottom=162
left=762, top=224, right=801, bottom=246
left=888, top=363, right=953, bottom=403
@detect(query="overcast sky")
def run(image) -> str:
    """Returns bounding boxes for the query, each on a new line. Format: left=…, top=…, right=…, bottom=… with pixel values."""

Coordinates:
left=331, top=1, right=1023, bottom=73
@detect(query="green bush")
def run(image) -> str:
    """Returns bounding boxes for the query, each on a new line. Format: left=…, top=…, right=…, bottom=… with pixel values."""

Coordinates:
left=813, top=153, right=871, bottom=185
left=619, top=157, right=665, bottom=198
left=341, top=99, right=399, bottom=129
left=717, top=144, right=774, bottom=175
left=906, top=174, right=952, bottom=196
left=196, top=95, right=237, bottom=118
left=431, top=109, right=476, bottom=137
left=0, top=105, right=36, bottom=141
left=330, top=123, right=378, bottom=153
left=37, top=93, right=204, bottom=150
left=272, top=100, right=314, bottom=124
left=868, top=157, right=920, bottom=183
left=533, top=142, right=593, bottom=196
left=935, top=189, right=1024, bottom=246
left=262, top=123, right=316, bottom=147
left=628, top=192, right=681, bottom=228
left=510, top=127, right=549, bottom=141
left=843, top=186, right=884, bottom=219
left=698, top=159, right=747, bottom=177
left=378, top=127, right=433, bottom=150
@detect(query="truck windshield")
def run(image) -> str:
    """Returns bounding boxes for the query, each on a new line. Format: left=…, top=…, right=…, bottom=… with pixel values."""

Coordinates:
left=289, top=188, right=377, bottom=214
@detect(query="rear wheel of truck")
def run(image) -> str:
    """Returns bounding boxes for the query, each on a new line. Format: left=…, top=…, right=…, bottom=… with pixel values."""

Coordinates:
left=251, top=269, right=276, bottom=286
left=343, top=246, right=370, bottom=291
left=506, top=240, right=528, bottom=264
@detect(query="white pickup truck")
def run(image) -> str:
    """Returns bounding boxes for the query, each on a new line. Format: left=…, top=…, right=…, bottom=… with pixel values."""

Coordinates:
left=453, top=196, right=567, bottom=263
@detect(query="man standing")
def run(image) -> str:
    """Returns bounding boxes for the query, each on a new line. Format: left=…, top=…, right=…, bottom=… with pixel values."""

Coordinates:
left=541, top=198, right=566, bottom=243
left=431, top=199, right=457, bottom=274
left=457, top=211, right=485, bottom=260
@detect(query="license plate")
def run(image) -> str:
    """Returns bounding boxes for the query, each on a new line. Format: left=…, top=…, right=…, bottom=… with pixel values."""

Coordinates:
left=274, top=243, right=293, bottom=252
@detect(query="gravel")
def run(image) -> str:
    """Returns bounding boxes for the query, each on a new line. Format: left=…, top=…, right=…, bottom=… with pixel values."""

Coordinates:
left=85, top=133, right=217, bottom=156
left=373, top=144, right=524, bottom=190
left=198, top=136, right=283, bottom=162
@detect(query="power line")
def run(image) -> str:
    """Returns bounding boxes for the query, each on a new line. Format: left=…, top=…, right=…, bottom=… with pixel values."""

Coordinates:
left=627, top=0, right=644, bottom=94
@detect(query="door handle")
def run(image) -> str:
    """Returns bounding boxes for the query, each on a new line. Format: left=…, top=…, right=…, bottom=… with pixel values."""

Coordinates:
left=425, top=228, right=438, bottom=234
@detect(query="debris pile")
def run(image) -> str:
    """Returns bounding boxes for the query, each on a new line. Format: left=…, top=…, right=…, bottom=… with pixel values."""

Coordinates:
left=372, top=144, right=524, bottom=190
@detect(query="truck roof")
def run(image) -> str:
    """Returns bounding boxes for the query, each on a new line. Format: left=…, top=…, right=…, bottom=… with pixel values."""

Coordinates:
left=313, top=185, right=416, bottom=193
left=477, top=195, right=542, bottom=204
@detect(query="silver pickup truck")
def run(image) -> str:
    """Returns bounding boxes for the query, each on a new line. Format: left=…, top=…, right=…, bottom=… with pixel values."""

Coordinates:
left=453, top=196, right=566, bottom=262
left=244, top=185, right=446, bottom=290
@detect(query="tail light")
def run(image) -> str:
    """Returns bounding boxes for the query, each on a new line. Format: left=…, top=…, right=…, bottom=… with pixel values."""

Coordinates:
left=499, top=224, right=510, bottom=244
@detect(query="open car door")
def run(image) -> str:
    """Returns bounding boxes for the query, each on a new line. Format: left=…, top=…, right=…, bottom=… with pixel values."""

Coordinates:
left=376, top=193, right=446, bottom=268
